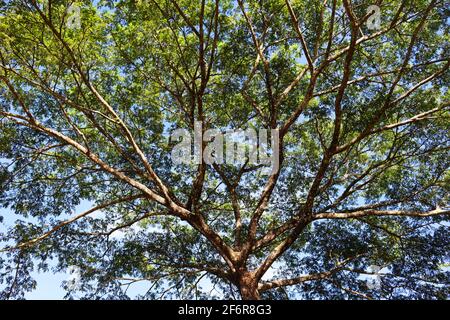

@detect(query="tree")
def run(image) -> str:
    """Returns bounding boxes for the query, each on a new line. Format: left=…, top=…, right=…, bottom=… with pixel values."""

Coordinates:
left=0, top=0, right=449, bottom=300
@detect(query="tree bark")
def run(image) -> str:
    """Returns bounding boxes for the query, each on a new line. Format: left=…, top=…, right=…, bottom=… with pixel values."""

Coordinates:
left=238, top=271, right=260, bottom=300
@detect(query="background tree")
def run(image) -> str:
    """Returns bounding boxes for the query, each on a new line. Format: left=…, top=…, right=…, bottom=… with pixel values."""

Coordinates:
left=0, top=0, right=449, bottom=299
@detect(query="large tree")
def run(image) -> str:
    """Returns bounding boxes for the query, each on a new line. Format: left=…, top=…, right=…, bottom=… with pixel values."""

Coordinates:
left=0, top=0, right=449, bottom=300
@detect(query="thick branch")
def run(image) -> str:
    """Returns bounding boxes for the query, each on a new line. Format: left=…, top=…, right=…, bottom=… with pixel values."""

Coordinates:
left=314, top=208, right=450, bottom=220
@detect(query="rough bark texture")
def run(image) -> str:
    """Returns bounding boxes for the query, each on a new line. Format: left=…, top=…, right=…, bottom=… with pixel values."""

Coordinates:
left=238, top=271, right=261, bottom=300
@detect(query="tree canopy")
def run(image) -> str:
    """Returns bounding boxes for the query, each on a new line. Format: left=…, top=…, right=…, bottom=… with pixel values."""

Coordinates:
left=0, top=0, right=449, bottom=299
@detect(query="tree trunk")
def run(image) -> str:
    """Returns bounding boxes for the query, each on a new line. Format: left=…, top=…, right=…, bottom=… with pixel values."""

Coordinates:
left=238, top=272, right=260, bottom=300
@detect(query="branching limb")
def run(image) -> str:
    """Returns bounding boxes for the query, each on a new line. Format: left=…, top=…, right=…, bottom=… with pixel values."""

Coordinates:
left=314, top=208, right=450, bottom=220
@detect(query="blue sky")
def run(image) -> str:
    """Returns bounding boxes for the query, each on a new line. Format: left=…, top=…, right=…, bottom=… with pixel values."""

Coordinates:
left=0, top=199, right=159, bottom=299
left=0, top=202, right=84, bottom=299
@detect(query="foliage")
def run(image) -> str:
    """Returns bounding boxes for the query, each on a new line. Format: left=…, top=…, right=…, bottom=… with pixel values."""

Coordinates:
left=0, top=0, right=449, bottom=299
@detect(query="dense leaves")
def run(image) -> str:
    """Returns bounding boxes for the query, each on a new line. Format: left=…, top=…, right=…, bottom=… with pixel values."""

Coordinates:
left=0, top=0, right=449, bottom=299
